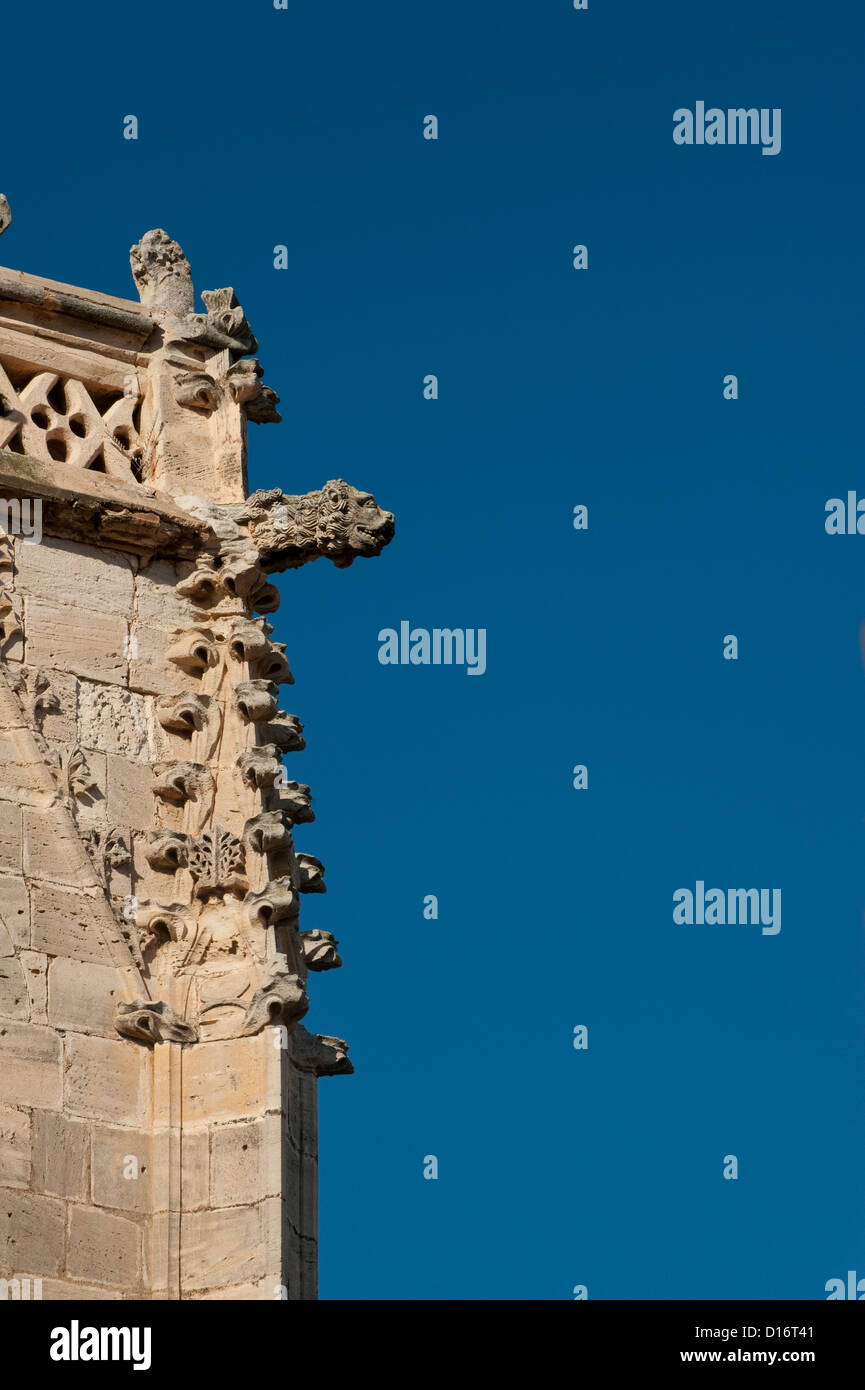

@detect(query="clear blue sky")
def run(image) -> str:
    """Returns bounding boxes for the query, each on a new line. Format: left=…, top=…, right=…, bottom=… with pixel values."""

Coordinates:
left=2, top=0, right=864, bottom=1299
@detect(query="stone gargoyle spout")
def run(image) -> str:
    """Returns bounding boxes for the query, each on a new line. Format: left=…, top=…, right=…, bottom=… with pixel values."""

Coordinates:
left=234, top=479, right=395, bottom=572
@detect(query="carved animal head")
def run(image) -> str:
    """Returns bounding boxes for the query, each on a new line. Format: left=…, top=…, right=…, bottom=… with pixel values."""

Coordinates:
left=314, top=480, right=395, bottom=568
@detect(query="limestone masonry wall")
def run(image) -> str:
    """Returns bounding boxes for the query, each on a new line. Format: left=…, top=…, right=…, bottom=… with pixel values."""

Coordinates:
left=0, top=225, right=393, bottom=1300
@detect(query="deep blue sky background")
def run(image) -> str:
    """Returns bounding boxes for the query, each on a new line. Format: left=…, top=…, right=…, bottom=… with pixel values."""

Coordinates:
left=2, top=0, right=864, bottom=1299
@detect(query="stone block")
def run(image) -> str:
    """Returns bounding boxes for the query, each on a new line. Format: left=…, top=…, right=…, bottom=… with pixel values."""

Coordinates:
left=180, top=1203, right=266, bottom=1291
left=15, top=537, right=134, bottom=613
left=210, top=1115, right=281, bottom=1208
left=135, top=561, right=192, bottom=628
left=25, top=597, right=127, bottom=686
left=90, top=1125, right=151, bottom=1214
left=182, top=1034, right=275, bottom=1124
left=0, top=799, right=22, bottom=873
left=0, top=1023, right=61, bottom=1109
left=0, top=1190, right=64, bottom=1275
left=0, top=876, right=29, bottom=951
left=64, top=1035, right=147, bottom=1126
left=23, top=805, right=93, bottom=887
left=48, top=957, right=123, bottom=1036
left=40, top=1278, right=122, bottom=1300
left=128, top=623, right=191, bottom=696
left=78, top=683, right=148, bottom=761
left=0, top=956, right=28, bottom=1021
left=105, top=754, right=154, bottom=831
left=0, top=729, right=54, bottom=806
left=18, top=950, right=48, bottom=1023
left=31, top=1110, right=88, bottom=1201
left=31, top=883, right=111, bottom=965
left=0, top=1105, right=31, bottom=1188
left=66, top=1206, right=142, bottom=1289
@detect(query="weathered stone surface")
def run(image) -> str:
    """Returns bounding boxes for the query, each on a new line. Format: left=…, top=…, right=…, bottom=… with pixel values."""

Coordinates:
left=0, top=1104, right=31, bottom=1187
left=23, top=806, right=93, bottom=887
left=0, top=799, right=22, bottom=873
left=48, top=957, right=124, bottom=1036
left=19, top=950, right=49, bottom=1024
left=31, top=1110, right=88, bottom=1201
left=210, top=1116, right=280, bottom=1208
left=105, top=754, right=154, bottom=829
left=67, top=1205, right=142, bottom=1289
left=78, top=683, right=148, bottom=760
left=31, top=884, right=112, bottom=965
left=64, top=1035, right=147, bottom=1125
left=40, top=1278, right=123, bottom=1300
left=15, top=537, right=134, bottom=613
left=179, top=1203, right=267, bottom=1291
left=0, top=955, right=28, bottom=1020
left=136, top=561, right=193, bottom=628
left=128, top=622, right=192, bottom=695
left=182, top=1036, right=275, bottom=1124
left=90, top=1125, right=151, bottom=1213
left=0, top=1022, right=62, bottom=1109
left=25, top=597, right=127, bottom=685
left=0, top=1190, right=65, bottom=1276
left=0, top=876, right=29, bottom=951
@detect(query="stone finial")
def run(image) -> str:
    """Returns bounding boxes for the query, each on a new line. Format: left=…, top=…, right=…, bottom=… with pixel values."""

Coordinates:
left=130, top=229, right=195, bottom=316
left=0, top=194, right=10, bottom=236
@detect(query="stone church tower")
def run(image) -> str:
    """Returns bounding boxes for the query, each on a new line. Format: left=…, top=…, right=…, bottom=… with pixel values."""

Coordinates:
left=0, top=218, right=393, bottom=1299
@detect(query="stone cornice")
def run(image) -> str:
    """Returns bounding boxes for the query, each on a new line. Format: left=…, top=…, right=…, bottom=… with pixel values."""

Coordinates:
left=0, top=448, right=212, bottom=557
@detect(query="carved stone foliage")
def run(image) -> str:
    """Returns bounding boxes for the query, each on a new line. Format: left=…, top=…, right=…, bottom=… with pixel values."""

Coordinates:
left=115, top=999, right=197, bottom=1045
left=83, top=826, right=131, bottom=891
left=235, top=480, right=395, bottom=572
left=10, top=667, right=59, bottom=727
left=0, top=362, right=143, bottom=480
left=187, top=826, right=248, bottom=899
left=50, top=745, right=99, bottom=802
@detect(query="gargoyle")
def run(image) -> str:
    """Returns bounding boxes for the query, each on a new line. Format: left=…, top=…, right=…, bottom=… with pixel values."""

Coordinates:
left=291, top=1024, right=353, bottom=1076
left=300, top=930, right=342, bottom=971
left=115, top=999, right=197, bottom=1045
left=234, top=480, right=394, bottom=573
